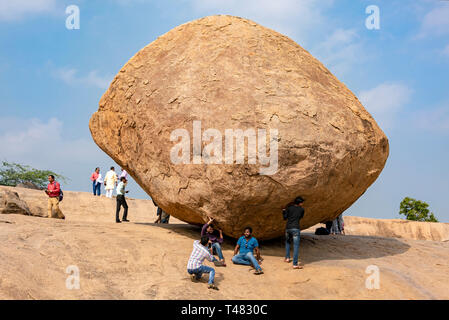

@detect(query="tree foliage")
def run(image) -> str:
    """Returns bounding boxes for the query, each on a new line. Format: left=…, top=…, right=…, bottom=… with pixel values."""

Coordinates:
left=0, top=161, right=67, bottom=189
left=399, top=197, right=438, bottom=222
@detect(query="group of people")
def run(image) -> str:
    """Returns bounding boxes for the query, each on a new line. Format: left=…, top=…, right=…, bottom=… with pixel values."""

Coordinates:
left=89, top=167, right=128, bottom=198
left=45, top=167, right=169, bottom=225
left=89, top=167, right=130, bottom=223
left=186, top=196, right=306, bottom=290
left=43, top=174, right=337, bottom=293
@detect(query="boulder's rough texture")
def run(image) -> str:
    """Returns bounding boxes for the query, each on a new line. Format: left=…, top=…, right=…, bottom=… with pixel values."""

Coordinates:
left=89, top=15, right=389, bottom=239
left=0, top=190, right=32, bottom=216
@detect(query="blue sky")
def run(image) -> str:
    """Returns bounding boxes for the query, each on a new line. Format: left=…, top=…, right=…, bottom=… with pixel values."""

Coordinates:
left=0, top=0, right=448, bottom=222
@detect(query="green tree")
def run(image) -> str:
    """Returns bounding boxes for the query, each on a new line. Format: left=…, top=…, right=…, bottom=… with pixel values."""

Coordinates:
left=399, top=197, right=438, bottom=222
left=0, top=161, right=67, bottom=189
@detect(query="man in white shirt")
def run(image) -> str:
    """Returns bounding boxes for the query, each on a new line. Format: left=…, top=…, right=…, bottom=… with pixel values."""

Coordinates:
left=115, top=176, right=129, bottom=223
left=187, top=236, right=219, bottom=290
left=104, top=166, right=118, bottom=198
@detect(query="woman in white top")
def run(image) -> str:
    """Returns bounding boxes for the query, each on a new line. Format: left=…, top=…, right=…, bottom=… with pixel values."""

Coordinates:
left=96, top=172, right=104, bottom=196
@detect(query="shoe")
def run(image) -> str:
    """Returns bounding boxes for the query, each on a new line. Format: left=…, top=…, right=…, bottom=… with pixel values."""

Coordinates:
left=293, top=265, right=304, bottom=269
left=116, top=220, right=121, bottom=223
left=208, top=284, right=219, bottom=290
left=190, top=274, right=196, bottom=282
left=254, top=269, right=264, bottom=275
left=122, top=219, right=130, bottom=222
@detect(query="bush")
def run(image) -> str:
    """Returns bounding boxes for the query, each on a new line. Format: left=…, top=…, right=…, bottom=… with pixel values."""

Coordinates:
left=399, top=197, right=438, bottom=222
left=0, top=161, right=67, bottom=189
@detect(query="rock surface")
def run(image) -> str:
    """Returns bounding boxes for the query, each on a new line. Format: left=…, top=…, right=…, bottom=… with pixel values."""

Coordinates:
left=0, top=189, right=32, bottom=216
left=1, top=186, right=449, bottom=300
left=89, top=15, right=389, bottom=239
left=16, top=181, right=42, bottom=190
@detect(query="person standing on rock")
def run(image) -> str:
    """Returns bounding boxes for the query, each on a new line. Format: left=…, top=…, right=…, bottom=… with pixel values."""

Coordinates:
left=201, top=217, right=226, bottom=266
left=90, top=167, right=102, bottom=196
left=96, top=170, right=104, bottom=196
left=231, top=227, right=263, bottom=275
left=154, top=207, right=170, bottom=224
left=119, top=167, right=128, bottom=180
left=282, top=196, right=305, bottom=269
left=45, top=175, right=65, bottom=219
left=187, top=236, right=219, bottom=290
left=115, top=176, right=129, bottom=223
left=330, top=214, right=345, bottom=235
left=104, top=166, right=118, bottom=198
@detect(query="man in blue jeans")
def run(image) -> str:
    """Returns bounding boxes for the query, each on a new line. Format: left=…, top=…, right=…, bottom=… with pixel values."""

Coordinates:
left=187, top=236, right=219, bottom=290
left=283, top=196, right=305, bottom=269
left=231, top=227, right=264, bottom=275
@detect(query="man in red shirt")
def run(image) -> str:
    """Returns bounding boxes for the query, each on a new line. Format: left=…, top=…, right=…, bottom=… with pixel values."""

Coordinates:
left=45, top=175, right=65, bottom=219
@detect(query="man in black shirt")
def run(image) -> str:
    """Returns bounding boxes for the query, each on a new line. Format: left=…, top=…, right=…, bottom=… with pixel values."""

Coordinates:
left=282, top=196, right=305, bottom=269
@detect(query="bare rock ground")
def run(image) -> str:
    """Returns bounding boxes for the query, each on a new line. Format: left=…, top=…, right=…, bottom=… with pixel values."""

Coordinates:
left=0, top=186, right=448, bottom=299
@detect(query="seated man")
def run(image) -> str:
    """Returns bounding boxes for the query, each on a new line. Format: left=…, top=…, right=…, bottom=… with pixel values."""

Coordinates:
left=201, top=216, right=226, bottom=266
left=231, top=227, right=264, bottom=275
left=187, top=236, right=219, bottom=290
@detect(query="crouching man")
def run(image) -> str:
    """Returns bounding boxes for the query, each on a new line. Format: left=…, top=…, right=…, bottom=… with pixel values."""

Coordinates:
left=187, top=236, right=219, bottom=290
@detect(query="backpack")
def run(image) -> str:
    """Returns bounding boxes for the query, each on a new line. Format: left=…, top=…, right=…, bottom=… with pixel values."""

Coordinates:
left=315, top=227, right=330, bottom=235
left=54, top=182, right=63, bottom=202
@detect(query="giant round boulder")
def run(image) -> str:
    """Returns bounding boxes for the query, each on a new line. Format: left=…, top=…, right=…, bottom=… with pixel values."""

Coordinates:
left=89, top=15, right=389, bottom=239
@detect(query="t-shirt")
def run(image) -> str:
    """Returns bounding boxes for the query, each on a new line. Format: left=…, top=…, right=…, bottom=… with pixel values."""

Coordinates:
left=201, top=224, right=223, bottom=244
left=237, top=236, right=259, bottom=255
left=283, top=205, right=305, bottom=229
left=116, top=181, right=126, bottom=195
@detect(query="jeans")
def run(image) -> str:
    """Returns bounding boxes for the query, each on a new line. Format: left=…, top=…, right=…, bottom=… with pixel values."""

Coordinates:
left=93, top=181, right=101, bottom=196
left=285, top=228, right=300, bottom=266
left=116, top=195, right=128, bottom=221
left=187, top=265, right=215, bottom=284
left=210, top=242, right=224, bottom=260
left=232, top=252, right=262, bottom=271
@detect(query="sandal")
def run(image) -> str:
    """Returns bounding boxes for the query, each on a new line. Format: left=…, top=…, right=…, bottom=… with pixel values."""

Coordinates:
left=208, top=284, right=219, bottom=290
left=254, top=269, right=264, bottom=275
left=284, top=258, right=291, bottom=263
left=293, top=265, right=304, bottom=269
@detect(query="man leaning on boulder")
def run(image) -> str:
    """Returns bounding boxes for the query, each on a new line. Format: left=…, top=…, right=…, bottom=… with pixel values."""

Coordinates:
left=45, top=175, right=65, bottom=219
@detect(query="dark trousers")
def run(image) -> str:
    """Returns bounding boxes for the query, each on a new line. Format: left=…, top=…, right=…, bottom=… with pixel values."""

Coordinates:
left=116, top=195, right=128, bottom=221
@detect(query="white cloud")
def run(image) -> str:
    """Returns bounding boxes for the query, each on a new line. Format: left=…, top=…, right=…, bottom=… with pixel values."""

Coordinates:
left=418, top=4, right=449, bottom=37
left=443, top=44, right=449, bottom=57
left=190, top=0, right=334, bottom=45
left=312, top=28, right=364, bottom=77
left=412, top=104, right=449, bottom=133
left=0, top=0, right=56, bottom=21
left=0, top=117, right=105, bottom=182
left=54, top=67, right=112, bottom=90
left=0, top=116, right=148, bottom=197
left=359, top=83, right=412, bottom=129
left=0, top=117, right=96, bottom=162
